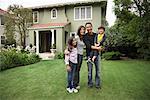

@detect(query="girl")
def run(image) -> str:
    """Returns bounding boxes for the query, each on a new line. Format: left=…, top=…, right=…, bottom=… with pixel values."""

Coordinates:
left=74, top=26, right=85, bottom=89
left=64, top=37, right=78, bottom=93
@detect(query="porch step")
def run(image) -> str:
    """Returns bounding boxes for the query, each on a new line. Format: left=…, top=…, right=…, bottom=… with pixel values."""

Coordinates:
left=39, top=52, right=55, bottom=60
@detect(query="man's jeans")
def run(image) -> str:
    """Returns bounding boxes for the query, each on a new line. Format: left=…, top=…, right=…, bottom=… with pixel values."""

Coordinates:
left=67, top=61, right=77, bottom=89
left=87, top=55, right=101, bottom=87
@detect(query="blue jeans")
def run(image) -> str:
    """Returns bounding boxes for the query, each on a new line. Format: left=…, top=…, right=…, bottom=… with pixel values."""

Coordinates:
left=74, top=54, right=83, bottom=87
left=67, top=61, right=77, bottom=89
left=87, top=55, right=101, bottom=87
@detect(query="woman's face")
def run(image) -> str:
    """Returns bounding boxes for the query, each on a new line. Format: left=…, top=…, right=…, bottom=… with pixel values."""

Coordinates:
left=80, top=27, right=85, bottom=35
left=72, top=38, right=77, bottom=46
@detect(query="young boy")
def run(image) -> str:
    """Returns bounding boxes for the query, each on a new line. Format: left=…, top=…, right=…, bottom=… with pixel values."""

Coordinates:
left=88, top=26, right=106, bottom=62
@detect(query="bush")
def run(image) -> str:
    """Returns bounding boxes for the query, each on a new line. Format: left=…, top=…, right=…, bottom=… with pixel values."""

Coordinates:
left=0, top=49, right=41, bottom=71
left=102, top=51, right=121, bottom=60
left=55, top=52, right=64, bottom=59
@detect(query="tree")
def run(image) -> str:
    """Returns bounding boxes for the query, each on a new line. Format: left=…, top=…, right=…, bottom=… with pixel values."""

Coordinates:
left=4, top=12, right=16, bottom=45
left=4, top=5, right=32, bottom=47
left=111, top=0, right=150, bottom=60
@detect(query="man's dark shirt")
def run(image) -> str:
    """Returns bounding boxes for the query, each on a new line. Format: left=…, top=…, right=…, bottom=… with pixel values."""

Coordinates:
left=83, top=32, right=97, bottom=57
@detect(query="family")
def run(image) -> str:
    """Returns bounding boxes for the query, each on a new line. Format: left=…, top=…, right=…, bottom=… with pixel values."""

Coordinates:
left=64, top=22, right=106, bottom=93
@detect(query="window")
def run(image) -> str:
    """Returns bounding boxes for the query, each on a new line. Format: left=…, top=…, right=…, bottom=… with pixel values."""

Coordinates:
left=1, top=36, right=5, bottom=44
left=33, top=11, right=39, bottom=23
left=74, top=6, right=92, bottom=20
left=51, top=8, right=57, bottom=19
left=1, top=16, right=5, bottom=25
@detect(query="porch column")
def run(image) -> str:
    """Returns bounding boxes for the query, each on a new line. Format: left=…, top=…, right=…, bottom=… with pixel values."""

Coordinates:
left=35, top=30, right=39, bottom=54
left=51, top=29, right=54, bottom=48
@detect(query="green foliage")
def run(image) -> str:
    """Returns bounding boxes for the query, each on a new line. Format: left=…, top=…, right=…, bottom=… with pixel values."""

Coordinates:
left=55, top=52, right=64, bottom=59
left=102, top=51, right=121, bottom=60
left=0, top=49, right=41, bottom=71
left=110, top=0, right=150, bottom=60
left=4, top=4, right=32, bottom=47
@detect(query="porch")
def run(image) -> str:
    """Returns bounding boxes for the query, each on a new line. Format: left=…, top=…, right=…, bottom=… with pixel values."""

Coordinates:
left=27, top=22, right=71, bottom=55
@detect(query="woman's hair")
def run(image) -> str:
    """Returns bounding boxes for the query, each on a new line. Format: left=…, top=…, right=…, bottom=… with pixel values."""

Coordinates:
left=77, top=25, right=85, bottom=38
left=67, top=37, right=77, bottom=51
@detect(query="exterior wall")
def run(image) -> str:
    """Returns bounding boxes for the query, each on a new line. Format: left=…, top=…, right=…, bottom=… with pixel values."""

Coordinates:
left=29, top=2, right=107, bottom=53
left=66, top=3, right=102, bottom=33
left=28, top=30, right=35, bottom=46
left=56, top=28, right=63, bottom=52
left=33, top=6, right=68, bottom=24
left=0, top=15, right=5, bottom=48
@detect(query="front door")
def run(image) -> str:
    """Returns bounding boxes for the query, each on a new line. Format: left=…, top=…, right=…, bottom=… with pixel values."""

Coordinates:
left=39, top=31, right=52, bottom=53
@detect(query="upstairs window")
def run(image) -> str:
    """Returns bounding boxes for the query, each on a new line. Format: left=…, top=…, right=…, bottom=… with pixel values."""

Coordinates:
left=51, top=8, right=57, bottom=19
left=74, top=6, right=92, bottom=20
left=33, top=11, right=39, bottom=23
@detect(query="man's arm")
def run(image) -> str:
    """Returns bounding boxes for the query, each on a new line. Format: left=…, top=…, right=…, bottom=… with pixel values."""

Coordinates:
left=83, top=35, right=92, bottom=50
left=83, top=35, right=103, bottom=51
left=91, top=45, right=103, bottom=51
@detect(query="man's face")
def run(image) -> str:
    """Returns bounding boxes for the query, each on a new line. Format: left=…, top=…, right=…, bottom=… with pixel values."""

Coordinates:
left=86, top=24, right=93, bottom=33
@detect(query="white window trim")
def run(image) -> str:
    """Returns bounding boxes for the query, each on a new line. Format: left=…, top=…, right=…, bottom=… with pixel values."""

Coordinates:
left=33, top=11, right=39, bottom=24
left=74, top=6, right=92, bottom=21
left=51, top=8, right=57, bottom=19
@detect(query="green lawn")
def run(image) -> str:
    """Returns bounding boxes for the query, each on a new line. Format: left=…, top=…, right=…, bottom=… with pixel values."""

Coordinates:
left=0, top=59, right=150, bottom=100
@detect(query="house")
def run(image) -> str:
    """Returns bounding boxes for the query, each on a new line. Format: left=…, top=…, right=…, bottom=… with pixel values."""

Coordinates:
left=28, top=0, right=107, bottom=54
left=0, top=8, right=6, bottom=48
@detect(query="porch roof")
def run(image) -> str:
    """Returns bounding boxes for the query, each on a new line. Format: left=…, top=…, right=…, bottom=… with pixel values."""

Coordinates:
left=0, top=8, right=7, bottom=15
left=28, top=22, right=70, bottom=29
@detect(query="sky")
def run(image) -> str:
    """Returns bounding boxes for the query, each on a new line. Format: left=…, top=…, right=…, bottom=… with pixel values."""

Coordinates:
left=0, top=0, right=116, bottom=26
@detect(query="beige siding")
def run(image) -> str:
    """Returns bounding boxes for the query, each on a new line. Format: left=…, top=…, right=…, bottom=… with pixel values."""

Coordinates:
left=36, top=7, right=68, bottom=24
left=66, top=3, right=102, bottom=33
left=56, top=28, right=63, bottom=52
left=28, top=30, right=35, bottom=45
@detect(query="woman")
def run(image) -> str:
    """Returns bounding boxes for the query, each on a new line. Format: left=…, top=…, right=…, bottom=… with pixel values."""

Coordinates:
left=74, top=25, right=85, bottom=89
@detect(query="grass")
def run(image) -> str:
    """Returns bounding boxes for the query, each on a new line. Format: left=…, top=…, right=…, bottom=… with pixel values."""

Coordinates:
left=0, top=59, right=150, bottom=100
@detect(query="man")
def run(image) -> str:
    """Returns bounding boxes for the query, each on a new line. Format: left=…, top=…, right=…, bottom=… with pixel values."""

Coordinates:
left=83, top=22, right=103, bottom=89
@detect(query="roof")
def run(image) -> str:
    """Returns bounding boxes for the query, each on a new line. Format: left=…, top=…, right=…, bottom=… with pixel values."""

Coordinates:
left=31, top=0, right=107, bottom=9
left=29, top=22, right=70, bottom=29
left=0, top=8, right=7, bottom=15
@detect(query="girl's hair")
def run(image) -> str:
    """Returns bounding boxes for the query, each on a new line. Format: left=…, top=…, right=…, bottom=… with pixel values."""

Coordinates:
left=77, top=25, right=85, bottom=39
left=67, top=37, right=77, bottom=52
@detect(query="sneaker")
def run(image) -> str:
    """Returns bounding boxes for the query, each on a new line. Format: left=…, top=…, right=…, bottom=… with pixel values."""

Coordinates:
left=73, top=88, right=78, bottom=93
left=87, top=59, right=94, bottom=64
left=66, top=87, right=70, bottom=91
left=66, top=88, right=73, bottom=93
left=76, top=85, right=80, bottom=90
left=96, top=85, right=101, bottom=89
left=87, top=58, right=92, bottom=63
left=88, top=84, right=93, bottom=88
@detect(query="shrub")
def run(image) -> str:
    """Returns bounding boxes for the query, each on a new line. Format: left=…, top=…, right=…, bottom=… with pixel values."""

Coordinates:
left=0, top=49, right=41, bottom=71
left=102, top=51, right=121, bottom=60
left=55, top=52, right=64, bottom=59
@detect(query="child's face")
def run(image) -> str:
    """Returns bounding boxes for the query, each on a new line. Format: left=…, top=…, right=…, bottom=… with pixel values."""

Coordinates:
left=72, top=38, right=77, bottom=46
left=98, top=29, right=104, bottom=34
